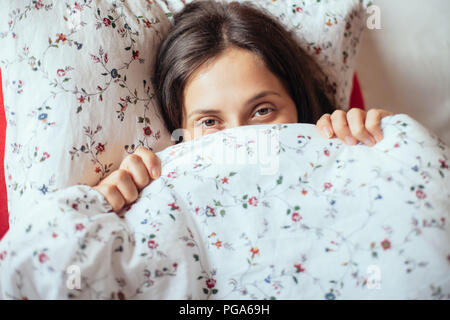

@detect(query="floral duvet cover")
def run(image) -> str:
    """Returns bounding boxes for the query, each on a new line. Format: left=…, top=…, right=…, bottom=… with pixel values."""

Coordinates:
left=0, top=114, right=448, bottom=300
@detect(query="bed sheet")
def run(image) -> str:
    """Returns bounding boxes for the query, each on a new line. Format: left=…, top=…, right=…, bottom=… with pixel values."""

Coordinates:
left=0, top=114, right=448, bottom=299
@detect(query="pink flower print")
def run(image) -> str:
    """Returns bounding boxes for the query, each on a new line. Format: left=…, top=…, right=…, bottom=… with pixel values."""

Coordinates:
left=324, top=149, right=330, bottom=157
left=143, top=126, right=152, bottom=136
left=95, top=167, right=102, bottom=173
left=291, top=212, right=302, bottom=222
left=381, top=239, right=391, bottom=250
left=42, top=152, right=50, bottom=159
left=213, top=240, right=222, bottom=248
left=248, top=196, right=258, bottom=207
left=77, top=95, right=85, bottom=104
left=75, top=223, right=84, bottom=231
left=103, top=18, right=112, bottom=27
left=167, top=171, right=178, bottom=179
left=250, top=247, right=260, bottom=259
left=168, top=202, right=179, bottom=210
left=56, top=33, right=67, bottom=44
left=144, top=19, right=152, bottom=28
left=205, top=206, right=216, bottom=217
left=301, top=189, right=308, bottom=195
left=35, top=0, right=44, bottom=10
left=294, top=264, right=305, bottom=273
left=74, top=2, right=83, bottom=11
left=132, top=50, right=139, bottom=60
left=206, top=278, right=216, bottom=289
left=324, top=182, right=333, bottom=190
left=394, top=143, right=400, bottom=148
left=38, top=252, right=49, bottom=263
left=313, top=46, right=321, bottom=55
left=147, top=240, right=158, bottom=250
left=221, top=177, right=229, bottom=184
left=117, top=291, right=126, bottom=300
left=416, top=189, right=427, bottom=199
left=439, top=159, right=448, bottom=169
left=296, top=7, right=303, bottom=13
left=96, top=142, right=105, bottom=153
left=57, top=69, right=66, bottom=77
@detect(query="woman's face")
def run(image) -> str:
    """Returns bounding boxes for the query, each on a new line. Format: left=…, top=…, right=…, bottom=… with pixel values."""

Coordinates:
left=181, top=47, right=298, bottom=141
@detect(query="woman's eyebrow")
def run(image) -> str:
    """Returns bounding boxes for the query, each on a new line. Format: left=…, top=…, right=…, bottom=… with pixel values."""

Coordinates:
left=187, top=109, right=222, bottom=119
left=245, top=90, right=280, bottom=105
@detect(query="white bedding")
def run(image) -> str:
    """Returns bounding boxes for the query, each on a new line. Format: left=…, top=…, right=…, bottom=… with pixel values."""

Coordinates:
left=0, top=114, right=448, bottom=299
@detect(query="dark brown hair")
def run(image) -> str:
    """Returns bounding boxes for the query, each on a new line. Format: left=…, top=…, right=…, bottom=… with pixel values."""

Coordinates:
left=152, top=0, right=336, bottom=136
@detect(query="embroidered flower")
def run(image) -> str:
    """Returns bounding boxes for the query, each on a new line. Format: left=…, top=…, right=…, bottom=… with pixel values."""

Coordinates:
left=205, top=206, right=216, bottom=217
left=103, top=18, right=112, bottom=27
left=248, top=196, right=258, bottom=207
left=206, top=278, right=216, bottom=289
left=147, top=240, right=158, bottom=250
left=168, top=202, right=179, bottom=210
left=291, top=212, right=302, bottom=222
left=57, top=69, right=66, bottom=77
left=416, top=189, right=427, bottom=199
left=381, top=239, right=391, bottom=250
left=250, top=247, right=260, bottom=259
left=324, top=182, right=333, bottom=190
left=96, top=142, right=105, bottom=153
left=294, top=264, right=305, bottom=273
left=56, top=33, right=67, bottom=44
left=143, top=126, right=152, bottom=136
left=38, top=252, right=49, bottom=263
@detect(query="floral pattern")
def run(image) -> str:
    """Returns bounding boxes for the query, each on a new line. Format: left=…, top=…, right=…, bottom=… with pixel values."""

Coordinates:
left=0, top=115, right=448, bottom=299
left=0, top=0, right=369, bottom=230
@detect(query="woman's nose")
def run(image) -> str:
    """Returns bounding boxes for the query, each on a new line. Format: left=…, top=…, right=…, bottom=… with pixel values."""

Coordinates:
left=226, top=118, right=246, bottom=129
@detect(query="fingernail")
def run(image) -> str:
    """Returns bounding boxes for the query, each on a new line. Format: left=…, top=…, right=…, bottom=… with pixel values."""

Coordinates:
left=374, top=134, right=383, bottom=143
left=323, top=127, right=332, bottom=138
left=345, top=136, right=357, bottom=145
left=152, top=167, right=159, bottom=178
left=364, top=138, right=375, bottom=146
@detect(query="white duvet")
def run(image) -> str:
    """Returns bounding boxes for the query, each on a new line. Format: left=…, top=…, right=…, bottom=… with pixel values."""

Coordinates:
left=0, top=114, right=449, bottom=299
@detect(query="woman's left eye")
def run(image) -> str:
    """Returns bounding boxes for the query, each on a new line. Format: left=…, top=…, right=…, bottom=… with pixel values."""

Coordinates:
left=253, top=107, right=274, bottom=117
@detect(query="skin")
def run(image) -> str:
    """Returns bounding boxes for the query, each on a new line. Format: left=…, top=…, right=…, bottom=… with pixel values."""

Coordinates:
left=94, top=47, right=394, bottom=213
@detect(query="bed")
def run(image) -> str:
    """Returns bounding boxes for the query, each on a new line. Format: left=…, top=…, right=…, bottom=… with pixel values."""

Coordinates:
left=0, top=0, right=448, bottom=300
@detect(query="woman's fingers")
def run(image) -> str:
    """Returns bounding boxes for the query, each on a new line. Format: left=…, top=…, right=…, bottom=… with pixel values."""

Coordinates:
left=365, top=108, right=394, bottom=143
left=113, top=169, right=139, bottom=205
left=93, top=183, right=126, bottom=213
left=318, top=108, right=395, bottom=146
left=119, top=153, right=151, bottom=190
left=346, top=108, right=377, bottom=146
left=133, top=146, right=161, bottom=180
left=316, top=113, right=335, bottom=139
left=329, top=110, right=358, bottom=145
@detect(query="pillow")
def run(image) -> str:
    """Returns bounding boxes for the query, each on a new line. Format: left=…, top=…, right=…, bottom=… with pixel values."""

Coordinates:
left=0, top=1, right=173, bottom=227
left=0, top=0, right=369, bottom=229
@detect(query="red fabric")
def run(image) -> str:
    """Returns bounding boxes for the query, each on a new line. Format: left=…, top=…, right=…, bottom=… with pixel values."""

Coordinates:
left=0, top=72, right=366, bottom=241
left=349, top=73, right=366, bottom=110
left=0, top=69, right=8, bottom=240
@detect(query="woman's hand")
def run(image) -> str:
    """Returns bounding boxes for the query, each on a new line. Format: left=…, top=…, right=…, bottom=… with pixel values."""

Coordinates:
left=93, top=146, right=161, bottom=213
left=316, top=108, right=394, bottom=146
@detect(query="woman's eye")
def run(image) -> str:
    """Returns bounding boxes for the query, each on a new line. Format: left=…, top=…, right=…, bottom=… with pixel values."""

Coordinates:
left=254, top=107, right=273, bottom=117
left=201, top=119, right=218, bottom=128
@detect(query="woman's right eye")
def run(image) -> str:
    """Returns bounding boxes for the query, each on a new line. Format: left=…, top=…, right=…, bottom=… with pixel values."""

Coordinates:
left=201, top=119, right=218, bottom=128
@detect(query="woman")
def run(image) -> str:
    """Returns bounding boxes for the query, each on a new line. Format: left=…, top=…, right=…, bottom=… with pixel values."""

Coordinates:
left=93, top=0, right=394, bottom=213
